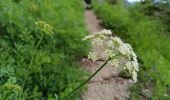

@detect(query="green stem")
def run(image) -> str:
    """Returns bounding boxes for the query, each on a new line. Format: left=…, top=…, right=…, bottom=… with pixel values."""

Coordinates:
left=21, top=34, right=45, bottom=97
left=34, top=34, right=45, bottom=50
left=62, top=58, right=111, bottom=100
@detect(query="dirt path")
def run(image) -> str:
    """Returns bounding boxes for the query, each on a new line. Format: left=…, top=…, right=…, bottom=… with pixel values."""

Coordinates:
left=81, top=10, right=132, bottom=100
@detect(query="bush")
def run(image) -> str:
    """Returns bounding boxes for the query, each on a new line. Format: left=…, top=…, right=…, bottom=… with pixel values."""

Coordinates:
left=0, top=0, right=89, bottom=99
left=93, top=2, right=130, bottom=38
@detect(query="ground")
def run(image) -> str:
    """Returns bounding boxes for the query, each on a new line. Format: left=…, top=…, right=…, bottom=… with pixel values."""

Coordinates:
left=81, top=10, right=133, bottom=100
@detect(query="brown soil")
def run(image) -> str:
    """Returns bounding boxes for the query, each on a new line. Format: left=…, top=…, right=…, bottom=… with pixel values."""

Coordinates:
left=81, top=10, right=133, bottom=100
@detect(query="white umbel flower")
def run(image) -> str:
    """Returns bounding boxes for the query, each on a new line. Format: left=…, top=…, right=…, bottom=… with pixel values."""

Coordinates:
left=94, top=29, right=112, bottom=35
left=110, top=59, right=119, bottom=67
left=111, top=37, right=123, bottom=44
left=100, top=29, right=112, bottom=35
left=132, top=70, right=137, bottom=83
left=82, top=35, right=94, bottom=40
left=126, top=61, right=133, bottom=73
left=88, top=52, right=98, bottom=61
left=83, top=29, right=139, bottom=83
left=125, top=60, right=139, bottom=83
left=132, top=61, right=139, bottom=71
left=92, top=38, right=103, bottom=46
left=104, top=49, right=116, bottom=58
left=118, top=43, right=131, bottom=56
left=131, top=52, right=137, bottom=60
left=106, top=40, right=114, bottom=48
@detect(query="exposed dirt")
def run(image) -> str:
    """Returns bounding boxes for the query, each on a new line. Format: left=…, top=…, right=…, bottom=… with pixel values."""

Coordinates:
left=81, top=10, right=133, bottom=100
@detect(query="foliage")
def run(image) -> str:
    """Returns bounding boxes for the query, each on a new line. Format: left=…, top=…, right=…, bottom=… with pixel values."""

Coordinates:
left=93, top=1, right=170, bottom=99
left=0, top=0, right=89, bottom=99
left=137, top=0, right=170, bottom=32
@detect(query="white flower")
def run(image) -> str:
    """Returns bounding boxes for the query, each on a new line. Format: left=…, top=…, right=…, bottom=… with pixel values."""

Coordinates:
left=88, top=52, right=98, bottom=61
left=99, top=34, right=107, bottom=39
left=92, top=38, right=103, bottom=46
left=94, top=29, right=112, bottom=35
left=82, top=35, right=94, bottom=40
left=106, top=40, right=114, bottom=48
left=83, top=29, right=139, bottom=82
left=118, top=43, right=130, bottom=55
left=110, top=59, right=119, bottom=67
left=118, top=43, right=135, bottom=60
left=132, top=56, right=138, bottom=62
left=126, top=61, right=133, bottom=73
left=126, top=43, right=133, bottom=51
left=132, top=61, right=139, bottom=71
left=131, top=52, right=137, bottom=59
left=125, top=60, right=139, bottom=82
left=104, top=49, right=112, bottom=56
left=111, top=37, right=123, bottom=44
left=132, top=70, right=137, bottom=83
left=100, top=29, right=112, bottom=35
left=104, top=49, right=116, bottom=58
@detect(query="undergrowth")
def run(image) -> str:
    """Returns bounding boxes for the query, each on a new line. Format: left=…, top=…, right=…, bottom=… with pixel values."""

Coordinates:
left=0, top=0, right=89, bottom=99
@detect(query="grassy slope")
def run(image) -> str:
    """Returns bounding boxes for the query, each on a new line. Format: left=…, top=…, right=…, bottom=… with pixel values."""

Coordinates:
left=0, top=0, right=88, bottom=99
left=93, top=1, right=170, bottom=99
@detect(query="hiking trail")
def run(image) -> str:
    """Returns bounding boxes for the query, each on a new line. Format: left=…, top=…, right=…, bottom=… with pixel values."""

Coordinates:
left=81, top=10, right=133, bottom=100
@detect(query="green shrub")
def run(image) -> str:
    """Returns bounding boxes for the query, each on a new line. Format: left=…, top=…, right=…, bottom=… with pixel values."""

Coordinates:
left=0, top=0, right=89, bottom=99
left=93, top=2, right=130, bottom=38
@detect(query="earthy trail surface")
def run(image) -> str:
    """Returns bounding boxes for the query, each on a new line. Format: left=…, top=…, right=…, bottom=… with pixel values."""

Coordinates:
left=81, top=10, right=133, bottom=100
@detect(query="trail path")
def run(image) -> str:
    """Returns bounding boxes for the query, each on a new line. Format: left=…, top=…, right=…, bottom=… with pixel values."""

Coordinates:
left=81, top=10, right=132, bottom=100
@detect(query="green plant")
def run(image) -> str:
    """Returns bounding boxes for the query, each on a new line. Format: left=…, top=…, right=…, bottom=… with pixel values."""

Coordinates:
left=0, top=0, right=89, bottom=99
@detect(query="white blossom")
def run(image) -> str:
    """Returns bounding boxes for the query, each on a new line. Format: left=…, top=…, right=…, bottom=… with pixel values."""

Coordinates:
left=132, top=56, right=138, bottom=62
left=110, top=59, right=119, bottom=67
left=104, top=49, right=115, bottom=58
left=125, top=60, right=139, bottom=83
left=88, top=52, right=98, bottom=61
left=106, top=40, right=114, bottom=48
left=104, top=49, right=112, bottom=56
left=92, top=38, right=103, bottom=46
left=131, top=52, right=137, bottom=59
left=126, top=61, right=133, bottom=73
left=94, top=29, right=112, bottom=35
left=100, top=29, right=112, bottom=35
left=82, top=35, right=94, bottom=40
left=132, top=70, right=137, bottom=83
left=83, top=29, right=139, bottom=82
left=111, top=37, right=123, bottom=44
left=132, top=61, right=139, bottom=71
left=119, top=43, right=131, bottom=55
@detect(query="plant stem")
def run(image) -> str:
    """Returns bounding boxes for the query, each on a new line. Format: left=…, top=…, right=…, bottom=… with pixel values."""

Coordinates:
left=21, top=34, right=45, bottom=97
left=62, top=58, right=111, bottom=100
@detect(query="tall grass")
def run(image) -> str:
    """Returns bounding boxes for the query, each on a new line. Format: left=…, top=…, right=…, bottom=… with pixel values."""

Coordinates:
left=93, top=1, right=170, bottom=99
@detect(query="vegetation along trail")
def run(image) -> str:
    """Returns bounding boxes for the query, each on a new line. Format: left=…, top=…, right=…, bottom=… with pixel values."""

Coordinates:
left=81, top=10, right=133, bottom=100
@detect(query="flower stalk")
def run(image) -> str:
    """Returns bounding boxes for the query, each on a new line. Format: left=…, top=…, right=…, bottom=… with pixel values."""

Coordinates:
left=63, top=58, right=111, bottom=100
left=20, top=21, right=53, bottom=98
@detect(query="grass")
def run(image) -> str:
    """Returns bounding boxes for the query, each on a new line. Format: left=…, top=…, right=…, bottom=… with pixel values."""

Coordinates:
left=93, top=1, right=170, bottom=99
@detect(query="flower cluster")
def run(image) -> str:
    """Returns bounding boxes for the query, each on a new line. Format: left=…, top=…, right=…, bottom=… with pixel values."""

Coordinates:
left=83, top=29, right=139, bottom=82
left=35, top=21, right=54, bottom=35
left=3, top=83, right=21, bottom=91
